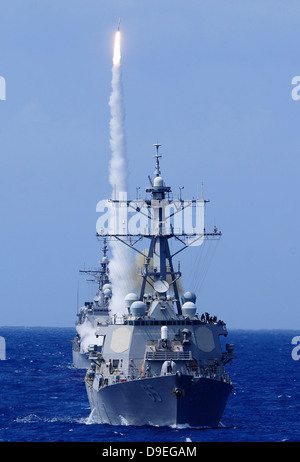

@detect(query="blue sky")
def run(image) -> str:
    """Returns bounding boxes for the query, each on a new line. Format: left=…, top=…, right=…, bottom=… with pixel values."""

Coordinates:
left=0, top=0, right=300, bottom=328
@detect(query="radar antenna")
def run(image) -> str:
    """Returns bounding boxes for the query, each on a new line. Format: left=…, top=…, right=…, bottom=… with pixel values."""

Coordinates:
left=153, top=143, right=162, bottom=176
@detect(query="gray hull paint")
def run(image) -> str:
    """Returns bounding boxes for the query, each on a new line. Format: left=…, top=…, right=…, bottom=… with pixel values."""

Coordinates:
left=72, top=349, right=90, bottom=370
left=86, top=374, right=232, bottom=427
left=0, top=337, right=5, bottom=360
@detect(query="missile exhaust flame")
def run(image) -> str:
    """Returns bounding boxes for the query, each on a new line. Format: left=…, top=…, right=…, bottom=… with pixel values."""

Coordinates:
left=113, top=30, right=121, bottom=66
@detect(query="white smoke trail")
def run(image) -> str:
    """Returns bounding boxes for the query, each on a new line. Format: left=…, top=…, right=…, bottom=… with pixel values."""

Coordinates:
left=108, top=29, right=135, bottom=317
left=109, top=31, right=127, bottom=193
left=76, top=319, right=103, bottom=353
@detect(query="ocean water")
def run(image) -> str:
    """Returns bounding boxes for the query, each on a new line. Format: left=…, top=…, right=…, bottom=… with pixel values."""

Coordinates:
left=0, top=327, right=299, bottom=443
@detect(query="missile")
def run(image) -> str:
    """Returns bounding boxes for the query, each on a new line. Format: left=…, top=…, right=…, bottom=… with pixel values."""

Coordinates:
left=118, top=18, right=121, bottom=31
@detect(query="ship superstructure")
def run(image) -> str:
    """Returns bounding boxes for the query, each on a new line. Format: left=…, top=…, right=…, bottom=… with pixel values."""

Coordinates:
left=72, top=238, right=112, bottom=369
left=84, top=145, right=234, bottom=427
left=0, top=337, right=5, bottom=360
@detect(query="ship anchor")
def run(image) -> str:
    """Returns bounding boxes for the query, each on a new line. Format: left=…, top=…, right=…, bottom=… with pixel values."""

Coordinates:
left=172, top=387, right=185, bottom=399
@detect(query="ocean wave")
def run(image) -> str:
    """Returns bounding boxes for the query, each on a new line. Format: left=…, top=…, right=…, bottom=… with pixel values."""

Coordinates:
left=14, top=414, right=88, bottom=425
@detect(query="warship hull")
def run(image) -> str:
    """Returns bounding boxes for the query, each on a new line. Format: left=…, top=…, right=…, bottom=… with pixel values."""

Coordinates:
left=86, top=373, right=232, bottom=427
left=0, top=336, right=5, bottom=360
left=72, top=349, right=90, bottom=369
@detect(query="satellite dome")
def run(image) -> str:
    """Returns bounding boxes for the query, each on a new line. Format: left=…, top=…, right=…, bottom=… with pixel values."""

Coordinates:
left=153, top=176, right=164, bottom=187
left=183, top=291, right=197, bottom=303
left=124, top=293, right=139, bottom=308
left=103, top=288, right=111, bottom=297
left=130, top=301, right=146, bottom=317
left=125, top=292, right=139, bottom=301
left=182, top=301, right=197, bottom=317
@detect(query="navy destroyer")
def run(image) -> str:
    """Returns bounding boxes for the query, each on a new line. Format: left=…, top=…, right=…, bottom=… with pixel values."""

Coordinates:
left=0, top=336, right=5, bottom=360
left=72, top=239, right=112, bottom=369
left=85, top=145, right=234, bottom=427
